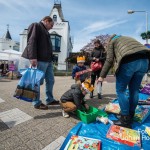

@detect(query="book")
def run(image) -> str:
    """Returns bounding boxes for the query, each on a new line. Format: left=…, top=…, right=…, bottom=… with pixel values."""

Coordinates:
left=105, top=103, right=121, bottom=114
left=145, top=127, right=150, bottom=136
left=138, top=100, right=150, bottom=105
left=64, top=135, right=101, bottom=150
left=106, top=125, right=141, bottom=147
left=134, top=106, right=150, bottom=123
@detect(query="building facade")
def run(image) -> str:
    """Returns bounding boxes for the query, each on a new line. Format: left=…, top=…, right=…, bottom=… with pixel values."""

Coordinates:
left=19, top=2, right=73, bottom=70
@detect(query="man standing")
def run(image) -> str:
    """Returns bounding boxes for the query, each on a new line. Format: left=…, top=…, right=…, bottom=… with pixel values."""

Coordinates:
left=98, top=34, right=150, bottom=128
left=22, top=16, right=59, bottom=110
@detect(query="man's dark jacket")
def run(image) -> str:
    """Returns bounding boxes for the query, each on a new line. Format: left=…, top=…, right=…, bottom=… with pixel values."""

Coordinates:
left=60, top=84, right=85, bottom=110
left=22, top=22, right=53, bottom=62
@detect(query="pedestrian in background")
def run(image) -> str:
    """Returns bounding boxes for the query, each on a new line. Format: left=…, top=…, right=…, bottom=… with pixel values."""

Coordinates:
left=98, top=34, right=150, bottom=128
left=22, top=16, right=59, bottom=110
left=90, top=39, right=106, bottom=99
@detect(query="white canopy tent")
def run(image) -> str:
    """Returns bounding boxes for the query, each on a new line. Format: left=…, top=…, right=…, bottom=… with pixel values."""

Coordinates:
left=0, top=49, right=22, bottom=71
left=0, top=49, right=21, bottom=61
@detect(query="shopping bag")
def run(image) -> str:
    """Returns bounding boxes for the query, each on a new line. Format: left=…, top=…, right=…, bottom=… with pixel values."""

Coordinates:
left=90, top=62, right=102, bottom=71
left=14, top=68, right=44, bottom=102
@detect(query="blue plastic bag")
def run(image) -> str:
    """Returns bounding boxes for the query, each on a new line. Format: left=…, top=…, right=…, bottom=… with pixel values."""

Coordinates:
left=14, top=68, right=44, bottom=102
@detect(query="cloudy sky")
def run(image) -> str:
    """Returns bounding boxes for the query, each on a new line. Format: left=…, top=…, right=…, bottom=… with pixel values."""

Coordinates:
left=0, top=0, right=149, bottom=52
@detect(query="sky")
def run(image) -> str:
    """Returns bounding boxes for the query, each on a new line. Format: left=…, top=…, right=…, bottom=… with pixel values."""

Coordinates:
left=0, top=0, right=149, bottom=52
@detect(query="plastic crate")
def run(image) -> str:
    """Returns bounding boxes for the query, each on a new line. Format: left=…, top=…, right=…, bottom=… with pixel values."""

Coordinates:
left=76, top=106, right=107, bottom=124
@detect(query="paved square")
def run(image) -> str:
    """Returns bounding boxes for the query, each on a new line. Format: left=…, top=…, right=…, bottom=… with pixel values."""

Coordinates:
left=0, top=108, right=32, bottom=128
left=0, top=97, right=5, bottom=103
left=42, top=136, right=65, bottom=150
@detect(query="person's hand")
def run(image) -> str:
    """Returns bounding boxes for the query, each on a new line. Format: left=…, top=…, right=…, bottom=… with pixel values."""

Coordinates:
left=93, top=57, right=96, bottom=60
left=98, top=77, right=104, bottom=82
left=30, top=59, right=37, bottom=67
left=84, top=104, right=89, bottom=110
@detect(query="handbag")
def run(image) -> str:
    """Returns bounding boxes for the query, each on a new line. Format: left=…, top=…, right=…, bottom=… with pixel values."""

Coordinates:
left=14, top=68, right=44, bottom=102
left=90, top=62, right=102, bottom=71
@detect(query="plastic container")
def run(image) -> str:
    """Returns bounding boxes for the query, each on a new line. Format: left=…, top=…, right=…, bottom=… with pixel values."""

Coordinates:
left=76, top=106, right=108, bottom=124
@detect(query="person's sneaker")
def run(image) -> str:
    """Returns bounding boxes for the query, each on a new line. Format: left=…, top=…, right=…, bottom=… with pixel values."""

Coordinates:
left=62, top=109, right=70, bottom=118
left=34, top=103, right=48, bottom=110
left=98, top=93, right=102, bottom=99
left=47, top=100, right=60, bottom=105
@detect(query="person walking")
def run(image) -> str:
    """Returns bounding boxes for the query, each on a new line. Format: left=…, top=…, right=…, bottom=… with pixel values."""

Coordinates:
left=98, top=34, right=150, bottom=128
left=22, top=16, right=59, bottom=110
left=90, top=39, right=106, bottom=99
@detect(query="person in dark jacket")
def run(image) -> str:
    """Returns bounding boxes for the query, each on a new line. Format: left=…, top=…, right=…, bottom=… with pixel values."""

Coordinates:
left=72, top=55, right=87, bottom=83
left=60, top=79, right=94, bottom=118
left=22, top=16, right=59, bottom=110
left=98, top=34, right=150, bottom=128
left=90, top=39, right=106, bottom=99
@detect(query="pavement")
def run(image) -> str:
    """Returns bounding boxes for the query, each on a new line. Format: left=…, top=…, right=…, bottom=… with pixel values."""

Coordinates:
left=0, top=75, right=117, bottom=150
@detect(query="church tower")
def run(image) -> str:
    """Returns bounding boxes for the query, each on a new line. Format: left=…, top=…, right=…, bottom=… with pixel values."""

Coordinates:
left=0, top=25, right=19, bottom=51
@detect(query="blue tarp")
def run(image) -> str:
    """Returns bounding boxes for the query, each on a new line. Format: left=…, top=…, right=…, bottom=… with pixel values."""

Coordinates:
left=60, top=93, right=150, bottom=150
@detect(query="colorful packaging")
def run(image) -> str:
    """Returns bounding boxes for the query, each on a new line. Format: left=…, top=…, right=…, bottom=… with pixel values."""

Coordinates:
left=64, top=135, right=101, bottom=150
left=107, top=125, right=141, bottom=147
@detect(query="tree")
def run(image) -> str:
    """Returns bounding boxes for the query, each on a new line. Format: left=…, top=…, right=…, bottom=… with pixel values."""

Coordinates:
left=140, top=31, right=150, bottom=41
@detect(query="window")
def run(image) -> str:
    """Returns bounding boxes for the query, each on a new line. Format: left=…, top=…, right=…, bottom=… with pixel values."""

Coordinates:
left=50, top=34, right=61, bottom=52
left=53, top=15, right=57, bottom=22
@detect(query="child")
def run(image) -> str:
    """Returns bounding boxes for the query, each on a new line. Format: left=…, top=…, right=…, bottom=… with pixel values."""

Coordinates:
left=60, top=79, right=94, bottom=118
left=72, top=55, right=87, bottom=83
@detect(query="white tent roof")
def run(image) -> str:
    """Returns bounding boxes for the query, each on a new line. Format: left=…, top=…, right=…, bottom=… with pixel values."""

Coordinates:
left=0, top=49, right=21, bottom=61
left=0, top=49, right=21, bottom=55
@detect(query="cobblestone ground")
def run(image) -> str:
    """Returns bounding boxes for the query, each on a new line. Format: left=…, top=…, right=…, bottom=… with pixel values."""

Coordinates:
left=0, top=75, right=116, bottom=150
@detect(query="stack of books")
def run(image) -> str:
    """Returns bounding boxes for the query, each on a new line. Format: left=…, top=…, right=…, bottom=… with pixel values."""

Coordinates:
left=64, top=135, right=101, bottom=150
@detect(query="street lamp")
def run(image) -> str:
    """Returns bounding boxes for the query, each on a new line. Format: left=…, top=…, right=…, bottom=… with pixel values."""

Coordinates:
left=127, top=10, right=148, bottom=44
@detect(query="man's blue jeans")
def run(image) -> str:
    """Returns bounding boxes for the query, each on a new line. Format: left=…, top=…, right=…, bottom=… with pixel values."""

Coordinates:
left=32, top=61, right=55, bottom=106
left=116, top=58, right=149, bottom=115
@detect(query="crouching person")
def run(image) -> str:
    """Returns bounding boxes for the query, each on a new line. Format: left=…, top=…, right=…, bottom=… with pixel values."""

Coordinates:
left=60, top=79, right=94, bottom=118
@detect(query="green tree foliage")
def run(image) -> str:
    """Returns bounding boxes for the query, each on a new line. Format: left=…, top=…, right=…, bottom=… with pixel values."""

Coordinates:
left=65, top=51, right=91, bottom=65
left=141, top=31, right=150, bottom=40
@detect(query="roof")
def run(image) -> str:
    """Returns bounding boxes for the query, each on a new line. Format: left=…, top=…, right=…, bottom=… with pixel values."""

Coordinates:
left=50, top=31, right=62, bottom=37
left=0, top=49, right=21, bottom=55
left=50, top=3, right=65, bottom=21
left=2, top=30, right=12, bottom=40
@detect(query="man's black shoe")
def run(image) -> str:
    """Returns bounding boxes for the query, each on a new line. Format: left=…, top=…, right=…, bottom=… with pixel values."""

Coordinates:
left=47, top=100, right=60, bottom=105
left=34, top=103, right=48, bottom=110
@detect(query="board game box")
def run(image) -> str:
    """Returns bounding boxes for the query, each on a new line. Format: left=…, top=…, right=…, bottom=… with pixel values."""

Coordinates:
left=106, top=125, right=141, bottom=147
left=64, top=135, right=101, bottom=150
